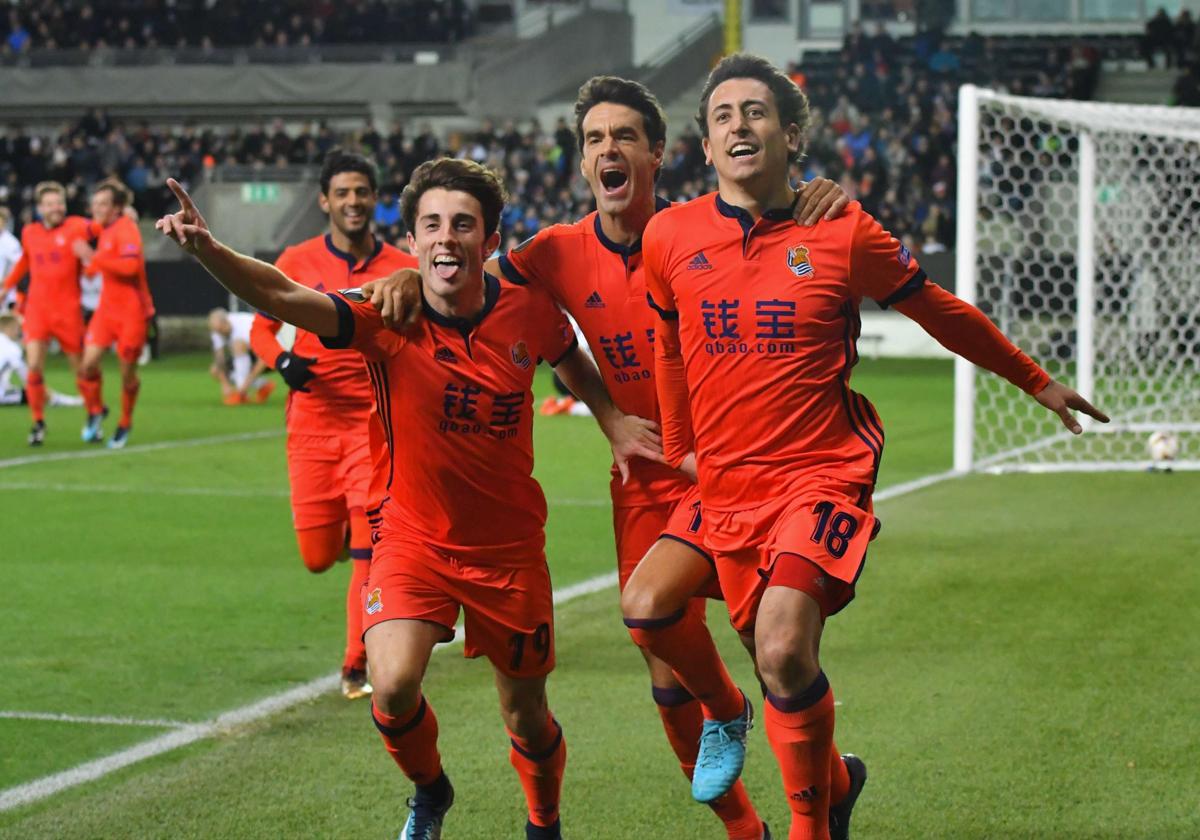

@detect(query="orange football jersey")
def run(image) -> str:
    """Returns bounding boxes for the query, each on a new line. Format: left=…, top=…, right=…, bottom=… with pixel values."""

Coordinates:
left=644, top=196, right=927, bottom=510
left=324, top=275, right=576, bottom=565
left=252, top=235, right=418, bottom=430
left=2, top=216, right=92, bottom=311
left=497, top=198, right=689, bottom=508
left=88, top=216, right=151, bottom=318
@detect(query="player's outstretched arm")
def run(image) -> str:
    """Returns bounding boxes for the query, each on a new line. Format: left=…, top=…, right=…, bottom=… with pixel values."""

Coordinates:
left=156, top=178, right=339, bottom=337
left=794, top=178, right=850, bottom=226
left=554, top=344, right=666, bottom=484
left=894, top=284, right=1109, bottom=434
left=2, top=252, right=28, bottom=295
left=361, top=267, right=422, bottom=330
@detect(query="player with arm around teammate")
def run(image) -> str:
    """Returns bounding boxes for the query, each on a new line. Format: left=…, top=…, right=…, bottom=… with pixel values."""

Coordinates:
left=641, top=54, right=1109, bottom=840
left=155, top=158, right=625, bottom=840
left=364, top=76, right=850, bottom=840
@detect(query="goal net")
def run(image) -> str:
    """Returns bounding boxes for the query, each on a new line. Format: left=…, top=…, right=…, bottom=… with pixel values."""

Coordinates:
left=954, top=86, right=1200, bottom=473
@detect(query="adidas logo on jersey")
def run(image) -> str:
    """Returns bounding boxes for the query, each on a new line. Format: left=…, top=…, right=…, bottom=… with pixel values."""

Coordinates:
left=434, top=347, right=457, bottom=364
left=687, top=251, right=714, bottom=270
left=585, top=291, right=605, bottom=309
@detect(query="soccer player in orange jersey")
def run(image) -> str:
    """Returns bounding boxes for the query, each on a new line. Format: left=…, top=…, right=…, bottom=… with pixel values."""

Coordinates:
left=75, top=179, right=154, bottom=449
left=1, top=182, right=94, bottom=445
left=642, top=55, right=1109, bottom=840
left=361, top=77, right=848, bottom=840
left=247, top=150, right=418, bottom=700
left=156, top=159, right=644, bottom=840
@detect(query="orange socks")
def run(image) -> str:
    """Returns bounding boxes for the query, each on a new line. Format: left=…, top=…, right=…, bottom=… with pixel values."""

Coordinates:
left=372, top=696, right=443, bottom=785
left=26, top=371, right=46, bottom=423
left=119, top=378, right=139, bottom=427
left=624, top=603, right=744, bottom=721
left=653, top=686, right=763, bottom=839
left=344, top=508, right=371, bottom=672
left=76, top=372, right=103, bottom=415
left=507, top=714, right=566, bottom=829
left=763, top=672, right=838, bottom=840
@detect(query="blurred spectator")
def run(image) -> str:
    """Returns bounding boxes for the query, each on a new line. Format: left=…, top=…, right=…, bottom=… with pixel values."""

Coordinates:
left=0, top=29, right=1157, bottom=261
left=1144, top=8, right=1176, bottom=68
left=0, top=0, right=473, bottom=54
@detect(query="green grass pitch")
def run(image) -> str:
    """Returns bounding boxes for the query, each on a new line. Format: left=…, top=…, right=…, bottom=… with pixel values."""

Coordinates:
left=0, top=353, right=1196, bottom=838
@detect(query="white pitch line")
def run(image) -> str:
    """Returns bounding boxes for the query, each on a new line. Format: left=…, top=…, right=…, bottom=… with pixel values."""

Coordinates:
left=0, top=429, right=283, bottom=470
left=0, top=469, right=959, bottom=814
left=0, top=481, right=290, bottom=499
left=0, top=711, right=191, bottom=729
left=0, top=481, right=610, bottom=508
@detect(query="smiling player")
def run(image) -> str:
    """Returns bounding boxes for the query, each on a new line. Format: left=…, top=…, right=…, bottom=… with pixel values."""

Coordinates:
left=156, top=157, right=655, bottom=840
left=642, top=54, right=1108, bottom=840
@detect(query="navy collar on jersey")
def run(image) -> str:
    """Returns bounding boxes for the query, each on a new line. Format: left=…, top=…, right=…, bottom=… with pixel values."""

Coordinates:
left=715, top=192, right=798, bottom=233
left=324, top=233, right=383, bottom=272
left=592, top=194, right=673, bottom=262
left=420, top=272, right=501, bottom=335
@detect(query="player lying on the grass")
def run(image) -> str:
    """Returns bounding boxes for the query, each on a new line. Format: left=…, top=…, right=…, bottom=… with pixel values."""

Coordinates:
left=639, top=54, right=1110, bottom=840
left=244, top=149, right=420, bottom=700
left=363, top=75, right=850, bottom=840
left=75, top=179, right=155, bottom=450
left=0, top=312, right=82, bottom=408
left=1, top=181, right=94, bottom=446
left=156, top=159, right=663, bottom=840
left=208, top=307, right=273, bottom=405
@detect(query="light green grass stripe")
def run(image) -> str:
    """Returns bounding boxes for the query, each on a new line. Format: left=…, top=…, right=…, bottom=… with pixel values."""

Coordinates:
left=0, top=429, right=283, bottom=470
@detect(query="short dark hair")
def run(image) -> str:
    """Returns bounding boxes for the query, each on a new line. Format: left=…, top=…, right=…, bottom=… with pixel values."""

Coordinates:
left=400, top=158, right=507, bottom=238
left=573, top=75, right=667, bottom=154
left=94, top=178, right=131, bottom=207
left=695, top=53, right=811, bottom=162
left=319, top=148, right=378, bottom=195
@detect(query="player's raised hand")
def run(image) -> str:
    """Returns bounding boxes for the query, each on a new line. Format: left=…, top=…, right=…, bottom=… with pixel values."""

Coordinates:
left=362, top=268, right=422, bottom=331
left=794, top=177, right=850, bottom=226
left=1033, top=379, right=1109, bottom=434
left=156, top=178, right=214, bottom=255
left=606, top=414, right=666, bottom=485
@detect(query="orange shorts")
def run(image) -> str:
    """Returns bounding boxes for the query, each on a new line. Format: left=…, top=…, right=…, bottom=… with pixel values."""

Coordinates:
left=85, top=306, right=146, bottom=363
left=705, top=479, right=880, bottom=632
left=363, top=535, right=555, bottom=678
left=286, top=429, right=372, bottom=530
left=23, top=302, right=84, bottom=354
left=612, top=483, right=719, bottom=595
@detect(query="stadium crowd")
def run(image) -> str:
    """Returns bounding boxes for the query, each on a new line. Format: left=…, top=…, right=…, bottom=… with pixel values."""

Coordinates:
left=0, top=27, right=1177, bottom=257
left=3, top=1, right=473, bottom=53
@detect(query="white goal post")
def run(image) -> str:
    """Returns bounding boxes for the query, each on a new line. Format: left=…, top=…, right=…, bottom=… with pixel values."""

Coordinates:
left=954, top=85, right=1200, bottom=473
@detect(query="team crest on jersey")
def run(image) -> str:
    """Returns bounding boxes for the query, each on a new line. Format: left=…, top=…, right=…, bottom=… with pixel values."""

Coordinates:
left=365, top=587, right=383, bottom=615
left=511, top=341, right=532, bottom=369
left=786, top=244, right=814, bottom=278
left=339, top=287, right=366, bottom=302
